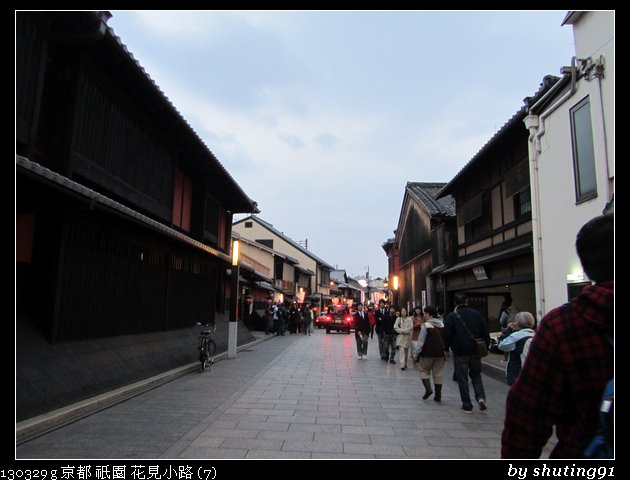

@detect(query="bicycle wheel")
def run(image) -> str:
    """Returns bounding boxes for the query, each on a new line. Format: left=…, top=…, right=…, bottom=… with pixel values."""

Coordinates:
left=206, top=340, right=216, bottom=367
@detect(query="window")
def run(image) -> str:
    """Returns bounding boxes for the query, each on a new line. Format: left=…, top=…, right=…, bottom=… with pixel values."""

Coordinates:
left=464, top=192, right=492, bottom=242
left=204, top=194, right=221, bottom=246
left=172, top=168, right=192, bottom=231
left=245, top=221, right=253, bottom=228
left=256, top=239, right=273, bottom=249
left=274, top=257, right=284, bottom=280
left=570, top=97, right=597, bottom=203
left=514, top=187, right=531, bottom=217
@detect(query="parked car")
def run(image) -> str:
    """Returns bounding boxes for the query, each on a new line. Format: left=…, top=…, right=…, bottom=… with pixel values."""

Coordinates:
left=323, top=304, right=353, bottom=334
left=315, top=312, right=329, bottom=329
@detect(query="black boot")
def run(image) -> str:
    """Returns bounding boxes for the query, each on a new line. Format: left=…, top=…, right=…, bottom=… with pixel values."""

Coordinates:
left=422, top=379, right=433, bottom=399
left=434, top=384, right=442, bottom=402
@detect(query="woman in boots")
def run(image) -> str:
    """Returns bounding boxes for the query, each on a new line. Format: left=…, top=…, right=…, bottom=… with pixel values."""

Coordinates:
left=413, top=306, right=446, bottom=401
left=394, top=308, right=414, bottom=370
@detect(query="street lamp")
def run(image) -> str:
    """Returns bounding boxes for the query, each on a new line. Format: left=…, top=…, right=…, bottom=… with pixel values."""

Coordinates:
left=228, top=240, right=240, bottom=359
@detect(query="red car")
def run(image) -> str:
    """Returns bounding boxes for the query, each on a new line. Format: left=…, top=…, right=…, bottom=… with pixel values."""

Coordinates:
left=321, top=304, right=354, bottom=334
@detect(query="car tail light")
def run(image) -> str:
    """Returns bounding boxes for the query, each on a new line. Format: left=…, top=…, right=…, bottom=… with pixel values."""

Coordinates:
left=345, top=315, right=353, bottom=323
left=326, top=315, right=333, bottom=322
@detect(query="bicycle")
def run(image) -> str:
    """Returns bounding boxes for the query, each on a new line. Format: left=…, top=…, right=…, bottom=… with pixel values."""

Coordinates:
left=196, top=323, right=217, bottom=371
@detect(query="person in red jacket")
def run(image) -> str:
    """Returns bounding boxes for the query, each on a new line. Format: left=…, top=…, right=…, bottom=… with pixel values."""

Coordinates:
left=501, top=213, right=614, bottom=458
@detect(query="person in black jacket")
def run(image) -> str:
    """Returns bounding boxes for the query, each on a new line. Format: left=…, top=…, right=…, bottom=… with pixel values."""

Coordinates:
left=353, top=303, right=371, bottom=359
left=374, top=299, right=389, bottom=360
left=443, top=292, right=491, bottom=413
left=382, top=306, right=398, bottom=364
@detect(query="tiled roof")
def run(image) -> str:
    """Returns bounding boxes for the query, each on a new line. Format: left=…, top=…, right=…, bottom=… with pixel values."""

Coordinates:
left=406, top=182, right=456, bottom=217
left=234, top=215, right=335, bottom=270
left=17, top=155, right=231, bottom=263
left=436, top=75, right=560, bottom=199
left=101, top=12, right=258, bottom=213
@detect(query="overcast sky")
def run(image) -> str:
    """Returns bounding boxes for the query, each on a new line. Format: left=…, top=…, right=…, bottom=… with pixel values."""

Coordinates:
left=108, top=10, right=576, bottom=279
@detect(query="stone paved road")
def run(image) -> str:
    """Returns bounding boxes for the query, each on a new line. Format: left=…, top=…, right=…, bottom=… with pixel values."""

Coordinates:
left=16, top=328, right=555, bottom=459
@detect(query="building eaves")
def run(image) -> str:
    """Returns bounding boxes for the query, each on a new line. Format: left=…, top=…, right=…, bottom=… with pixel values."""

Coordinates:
left=406, top=182, right=456, bottom=217
left=295, top=265, right=315, bottom=276
left=17, top=155, right=231, bottom=263
left=101, top=14, right=258, bottom=214
left=435, top=75, right=560, bottom=199
left=441, top=242, right=531, bottom=274
left=232, top=232, right=274, bottom=255
left=232, top=233, right=301, bottom=265
left=330, top=270, right=347, bottom=282
left=561, top=11, right=585, bottom=26
left=234, top=215, right=335, bottom=270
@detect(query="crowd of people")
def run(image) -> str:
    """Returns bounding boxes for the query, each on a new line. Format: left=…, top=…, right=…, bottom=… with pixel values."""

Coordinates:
left=263, top=302, right=314, bottom=336
left=258, top=213, right=613, bottom=459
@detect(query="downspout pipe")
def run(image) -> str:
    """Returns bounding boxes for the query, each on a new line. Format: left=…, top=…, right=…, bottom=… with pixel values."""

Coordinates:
left=531, top=57, right=578, bottom=154
left=523, top=115, right=546, bottom=319
left=592, top=56, right=613, bottom=209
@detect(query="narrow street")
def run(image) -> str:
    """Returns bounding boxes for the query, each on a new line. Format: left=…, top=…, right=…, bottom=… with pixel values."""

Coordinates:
left=16, top=328, right=551, bottom=459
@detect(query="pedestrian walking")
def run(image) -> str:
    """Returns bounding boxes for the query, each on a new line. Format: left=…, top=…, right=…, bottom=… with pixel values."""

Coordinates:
left=501, top=214, right=614, bottom=458
left=264, top=301, right=274, bottom=335
left=394, top=308, right=413, bottom=370
left=353, top=303, right=370, bottom=359
left=375, top=299, right=389, bottom=360
left=276, top=302, right=287, bottom=336
left=271, top=302, right=280, bottom=335
left=367, top=307, right=376, bottom=339
left=411, top=306, right=423, bottom=368
left=382, top=306, right=397, bottom=363
left=302, top=304, right=313, bottom=336
left=413, top=306, right=446, bottom=401
left=442, top=292, right=490, bottom=413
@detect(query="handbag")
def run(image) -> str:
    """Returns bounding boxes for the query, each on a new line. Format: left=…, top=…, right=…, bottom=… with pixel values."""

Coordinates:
left=454, top=311, right=488, bottom=357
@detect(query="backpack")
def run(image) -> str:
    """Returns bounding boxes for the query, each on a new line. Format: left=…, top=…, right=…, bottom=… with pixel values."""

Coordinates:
left=584, top=335, right=614, bottom=459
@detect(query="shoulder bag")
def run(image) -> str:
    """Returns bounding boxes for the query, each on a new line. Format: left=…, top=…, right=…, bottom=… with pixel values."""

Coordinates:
left=454, top=311, right=488, bottom=357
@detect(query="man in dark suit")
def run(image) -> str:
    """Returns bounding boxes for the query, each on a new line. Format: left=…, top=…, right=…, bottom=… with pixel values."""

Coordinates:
left=354, top=303, right=371, bottom=359
left=443, top=292, right=490, bottom=413
left=374, top=299, right=389, bottom=360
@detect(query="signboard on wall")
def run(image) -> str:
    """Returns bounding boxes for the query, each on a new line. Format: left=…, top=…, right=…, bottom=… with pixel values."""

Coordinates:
left=472, top=266, right=489, bottom=281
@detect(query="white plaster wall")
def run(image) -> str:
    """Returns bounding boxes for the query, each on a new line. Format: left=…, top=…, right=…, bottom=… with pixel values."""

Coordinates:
left=534, top=11, right=614, bottom=315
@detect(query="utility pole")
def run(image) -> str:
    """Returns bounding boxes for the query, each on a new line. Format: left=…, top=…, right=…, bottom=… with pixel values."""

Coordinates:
left=365, top=266, right=370, bottom=306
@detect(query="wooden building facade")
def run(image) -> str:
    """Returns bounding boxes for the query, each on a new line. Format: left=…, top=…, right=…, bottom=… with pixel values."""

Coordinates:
left=16, top=12, right=259, bottom=421
left=17, top=12, right=258, bottom=343
left=393, top=183, right=456, bottom=312
left=435, top=76, right=560, bottom=329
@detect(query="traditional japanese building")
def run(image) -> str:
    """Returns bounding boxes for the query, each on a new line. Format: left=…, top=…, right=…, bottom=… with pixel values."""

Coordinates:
left=435, top=76, right=560, bottom=329
left=233, top=215, right=335, bottom=311
left=392, top=182, right=456, bottom=313
left=16, top=11, right=258, bottom=422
